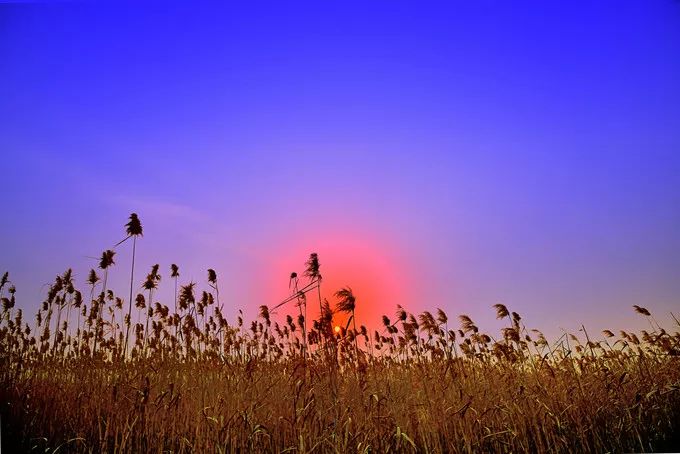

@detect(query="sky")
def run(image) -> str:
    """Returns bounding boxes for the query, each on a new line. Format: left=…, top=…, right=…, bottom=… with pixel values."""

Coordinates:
left=1, top=1, right=679, bottom=340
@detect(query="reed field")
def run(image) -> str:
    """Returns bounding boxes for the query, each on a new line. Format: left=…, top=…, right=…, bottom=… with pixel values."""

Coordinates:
left=1, top=216, right=680, bottom=453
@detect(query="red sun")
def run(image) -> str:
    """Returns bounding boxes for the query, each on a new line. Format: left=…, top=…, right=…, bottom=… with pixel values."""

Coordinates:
left=264, top=227, right=411, bottom=334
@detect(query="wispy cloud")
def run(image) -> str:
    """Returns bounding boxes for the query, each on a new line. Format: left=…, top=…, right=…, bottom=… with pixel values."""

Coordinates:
left=105, top=194, right=210, bottom=225
left=102, top=193, right=268, bottom=263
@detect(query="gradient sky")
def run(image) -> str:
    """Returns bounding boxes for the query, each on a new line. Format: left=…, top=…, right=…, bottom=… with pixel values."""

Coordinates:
left=1, top=1, right=679, bottom=340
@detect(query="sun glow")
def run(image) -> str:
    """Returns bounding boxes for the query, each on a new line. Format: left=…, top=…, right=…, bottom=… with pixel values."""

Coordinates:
left=265, top=226, right=412, bottom=331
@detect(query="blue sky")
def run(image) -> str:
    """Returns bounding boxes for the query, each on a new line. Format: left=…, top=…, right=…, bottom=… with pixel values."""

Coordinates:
left=1, top=1, right=679, bottom=338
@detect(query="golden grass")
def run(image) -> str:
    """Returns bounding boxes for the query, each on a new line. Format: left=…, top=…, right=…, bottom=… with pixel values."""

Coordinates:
left=1, top=267, right=679, bottom=453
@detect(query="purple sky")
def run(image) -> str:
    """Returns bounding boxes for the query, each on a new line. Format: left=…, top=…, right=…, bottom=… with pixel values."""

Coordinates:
left=1, top=1, right=679, bottom=339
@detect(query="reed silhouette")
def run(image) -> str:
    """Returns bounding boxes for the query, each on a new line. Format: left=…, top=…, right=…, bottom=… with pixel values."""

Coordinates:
left=1, top=214, right=679, bottom=453
left=120, top=213, right=143, bottom=357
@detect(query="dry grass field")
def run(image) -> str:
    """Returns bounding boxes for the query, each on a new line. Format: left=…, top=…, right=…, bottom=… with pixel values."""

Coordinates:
left=1, top=261, right=679, bottom=453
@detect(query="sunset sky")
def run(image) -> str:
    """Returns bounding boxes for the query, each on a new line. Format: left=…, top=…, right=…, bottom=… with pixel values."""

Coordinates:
left=1, top=1, right=679, bottom=339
